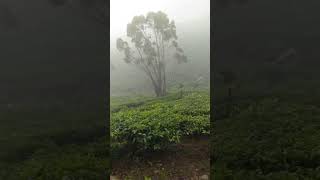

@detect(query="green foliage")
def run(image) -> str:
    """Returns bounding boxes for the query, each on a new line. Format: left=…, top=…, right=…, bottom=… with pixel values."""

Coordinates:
left=116, top=11, right=188, bottom=97
left=0, top=111, right=107, bottom=179
left=117, top=11, right=186, bottom=64
left=3, top=138, right=109, bottom=180
left=212, top=96, right=320, bottom=179
left=0, top=91, right=209, bottom=179
left=111, top=92, right=210, bottom=151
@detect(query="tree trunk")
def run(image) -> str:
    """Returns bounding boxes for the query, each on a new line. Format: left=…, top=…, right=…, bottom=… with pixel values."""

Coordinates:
left=153, top=65, right=167, bottom=97
left=162, top=66, right=167, bottom=96
left=154, top=86, right=161, bottom=97
left=153, top=79, right=166, bottom=97
left=145, top=62, right=167, bottom=97
left=154, top=85, right=166, bottom=97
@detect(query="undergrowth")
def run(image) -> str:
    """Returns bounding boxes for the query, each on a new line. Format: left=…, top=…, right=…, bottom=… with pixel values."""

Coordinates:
left=212, top=95, right=320, bottom=179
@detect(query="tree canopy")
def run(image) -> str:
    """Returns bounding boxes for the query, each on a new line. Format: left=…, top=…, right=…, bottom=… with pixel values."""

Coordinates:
left=116, top=11, right=187, bottom=97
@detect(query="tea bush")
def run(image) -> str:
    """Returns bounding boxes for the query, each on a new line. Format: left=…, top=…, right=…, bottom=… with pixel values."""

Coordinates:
left=5, top=137, right=109, bottom=180
left=111, top=92, right=210, bottom=151
left=212, top=96, right=320, bottom=179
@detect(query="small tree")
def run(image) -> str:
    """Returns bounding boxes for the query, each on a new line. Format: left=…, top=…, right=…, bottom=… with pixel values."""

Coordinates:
left=219, top=71, right=237, bottom=99
left=116, top=11, right=187, bottom=97
left=192, top=75, right=204, bottom=90
left=218, top=71, right=238, bottom=116
left=178, top=83, right=184, bottom=98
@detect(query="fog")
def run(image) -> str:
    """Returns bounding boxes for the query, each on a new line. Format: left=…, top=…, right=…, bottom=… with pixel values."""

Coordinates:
left=110, top=0, right=210, bottom=96
left=213, top=0, right=320, bottom=96
left=0, top=0, right=106, bottom=109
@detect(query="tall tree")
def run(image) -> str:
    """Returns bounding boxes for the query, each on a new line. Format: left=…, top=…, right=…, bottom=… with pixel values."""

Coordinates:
left=116, top=11, right=187, bottom=97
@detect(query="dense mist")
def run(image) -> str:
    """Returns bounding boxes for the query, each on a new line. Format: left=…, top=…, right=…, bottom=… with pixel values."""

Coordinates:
left=213, top=0, right=320, bottom=96
left=212, top=1, right=320, bottom=178
left=0, top=0, right=106, bottom=109
left=111, top=17, right=210, bottom=96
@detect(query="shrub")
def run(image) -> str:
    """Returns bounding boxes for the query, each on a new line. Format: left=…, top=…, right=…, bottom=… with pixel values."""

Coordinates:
left=111, top=92, right=210, bottom=151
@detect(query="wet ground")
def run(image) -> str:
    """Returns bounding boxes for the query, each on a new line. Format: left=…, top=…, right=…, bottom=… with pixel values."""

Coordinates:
left=111, top=136, right=210, bottom=180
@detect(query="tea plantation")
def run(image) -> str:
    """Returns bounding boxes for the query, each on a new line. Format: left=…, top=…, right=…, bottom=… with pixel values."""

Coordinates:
left=212, top=93, right=320, bottom=179
left=111, top=91, right=210, bottom=152
left=0, top=91, right=210, bottom=179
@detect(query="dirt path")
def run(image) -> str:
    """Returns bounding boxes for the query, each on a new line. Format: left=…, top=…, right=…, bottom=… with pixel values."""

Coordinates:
left=111, top=136, right=210, bottom=180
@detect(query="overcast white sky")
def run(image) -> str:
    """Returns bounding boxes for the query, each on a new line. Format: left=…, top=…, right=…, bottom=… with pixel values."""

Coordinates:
left=110, top=0, right=210, bottom=41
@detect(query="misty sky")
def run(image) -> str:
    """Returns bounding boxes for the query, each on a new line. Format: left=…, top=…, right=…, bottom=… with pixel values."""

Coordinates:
left=110, top=0, right=210, bottom=96
left=110, top=0, right=210, bottom=42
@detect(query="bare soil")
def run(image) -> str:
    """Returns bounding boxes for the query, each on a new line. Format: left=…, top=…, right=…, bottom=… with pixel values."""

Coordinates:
left=111, top=136, right=210, bottom=180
